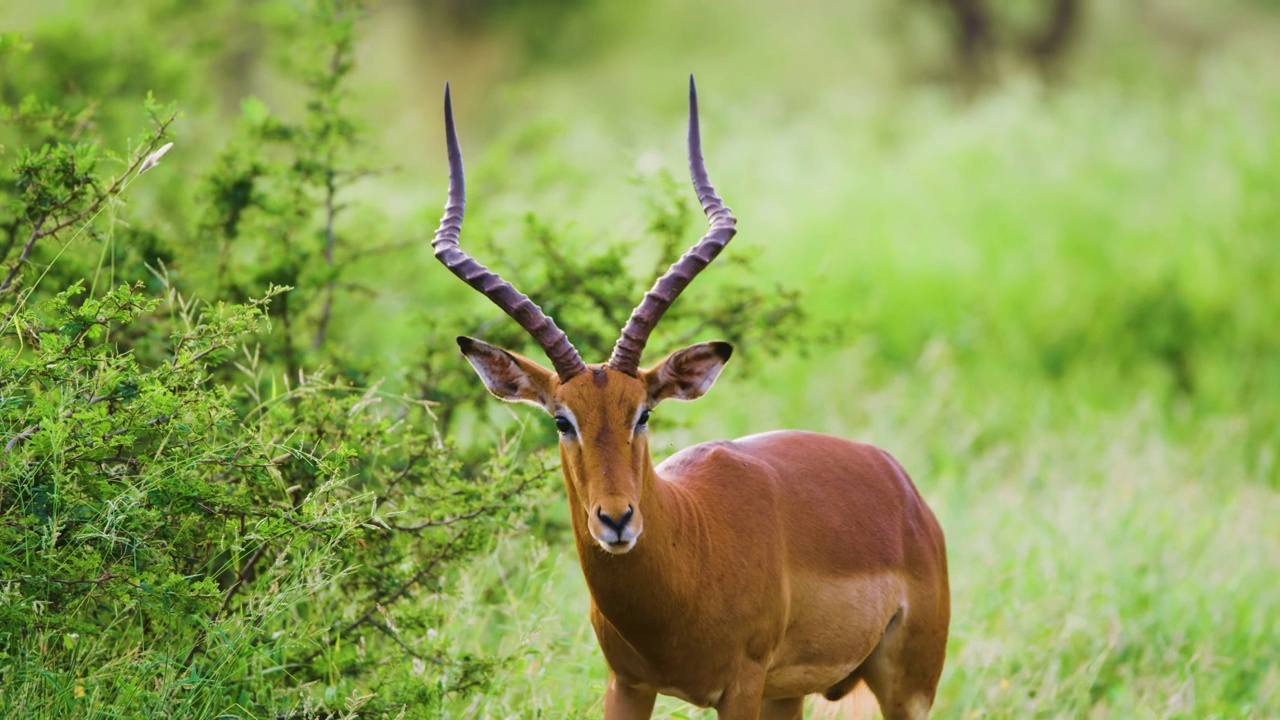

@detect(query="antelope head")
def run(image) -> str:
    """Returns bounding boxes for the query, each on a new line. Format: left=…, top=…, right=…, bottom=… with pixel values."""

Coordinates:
left=434, top=77, right=736, bottom=555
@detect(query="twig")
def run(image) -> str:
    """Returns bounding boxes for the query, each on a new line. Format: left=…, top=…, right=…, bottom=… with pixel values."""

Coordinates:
left=0, top=216, right=47, bottom=293
left=0, top=220, right=23, bottom=270
left=310, top=41, right=347, bottom=353
left=220, top=543, right=270, bottom=615
left=530, top=230, right=628, bottom=330
left=187, top=342, right=232, bottom=365
left=183, top=542, right=273, bottom=667
left=346, top=240, right=413, bottom=261
left=299, top=533, right=464, bottom=665
left=4, top=394, right=111, bottom=454
left=367, top=618, right=436, bottom=661
left=311, top=168, right=338, bottom=352
left=41, top=571, right=123, bottom=587
left=376, top=468, right=541, bottom=532
left=0, top=113, right=176, bottom=295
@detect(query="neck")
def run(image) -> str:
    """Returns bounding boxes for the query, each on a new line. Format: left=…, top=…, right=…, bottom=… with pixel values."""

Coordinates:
left=566, top=459, right=700, bottom=639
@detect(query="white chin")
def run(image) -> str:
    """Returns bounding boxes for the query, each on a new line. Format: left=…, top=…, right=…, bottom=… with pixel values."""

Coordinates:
left=595, top=537, right=637, bottom=555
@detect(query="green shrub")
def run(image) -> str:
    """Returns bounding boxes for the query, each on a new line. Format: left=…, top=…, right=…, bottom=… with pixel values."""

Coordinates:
left=0, top=3, right=808, bottom=716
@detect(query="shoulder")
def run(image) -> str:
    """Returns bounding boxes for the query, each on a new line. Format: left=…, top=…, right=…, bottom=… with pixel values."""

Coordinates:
left=655, top=430, right=899, bottom=483
left=729, top=430, right=886, bottom=460
left=655, top=439, right=754, bottom=476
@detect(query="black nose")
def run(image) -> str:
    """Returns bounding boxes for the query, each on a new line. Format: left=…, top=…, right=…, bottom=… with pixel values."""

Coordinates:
left=597, top=506, right=634, bottom=533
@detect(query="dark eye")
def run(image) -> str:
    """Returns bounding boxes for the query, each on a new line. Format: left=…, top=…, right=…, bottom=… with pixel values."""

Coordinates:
left=554, top=416, right=574, bottom=435
left=636, top=409, right=650, bottom=428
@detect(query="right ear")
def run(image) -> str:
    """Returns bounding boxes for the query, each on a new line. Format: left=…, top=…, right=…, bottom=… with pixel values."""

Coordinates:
left=456, top=336, right=557, bottom=412
left=643, top=341, right=733, bottom=406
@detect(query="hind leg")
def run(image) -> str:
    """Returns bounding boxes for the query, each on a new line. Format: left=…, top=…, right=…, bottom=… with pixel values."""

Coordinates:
left=759, top=697, right=803, bottom=720
left=854, top=602, right=948, bottom=720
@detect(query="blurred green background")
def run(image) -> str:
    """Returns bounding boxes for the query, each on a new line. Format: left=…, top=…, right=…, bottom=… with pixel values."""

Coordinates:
left=2, top=0, right=1278, bottom=717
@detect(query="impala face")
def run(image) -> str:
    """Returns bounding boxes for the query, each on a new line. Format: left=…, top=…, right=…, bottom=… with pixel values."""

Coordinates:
left=555, top=367, right=651, bottom=554
left=457, top=337, right=731, bottom=555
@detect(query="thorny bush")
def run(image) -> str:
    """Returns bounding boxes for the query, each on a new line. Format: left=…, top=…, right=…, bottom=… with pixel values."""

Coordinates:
left=0, top=2, right=812, bottom=716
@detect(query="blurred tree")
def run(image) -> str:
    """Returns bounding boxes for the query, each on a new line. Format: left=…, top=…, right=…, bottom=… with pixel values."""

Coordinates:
left=924, top=0, right=1083, bottom=88
left=411, top=0, right=615, bottom=65
left=1025, top=0, right=1082, bottom=77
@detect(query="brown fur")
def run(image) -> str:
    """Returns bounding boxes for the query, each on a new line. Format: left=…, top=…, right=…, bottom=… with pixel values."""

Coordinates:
left=459, top=338, right=949, bottom=719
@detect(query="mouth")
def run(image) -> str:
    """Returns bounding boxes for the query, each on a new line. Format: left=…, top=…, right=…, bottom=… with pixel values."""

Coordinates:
left=596, top=536, right=637, bottom=555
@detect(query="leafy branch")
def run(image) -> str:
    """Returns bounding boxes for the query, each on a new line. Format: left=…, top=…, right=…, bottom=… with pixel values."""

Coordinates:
left=0, top=106, right=177, bottom=297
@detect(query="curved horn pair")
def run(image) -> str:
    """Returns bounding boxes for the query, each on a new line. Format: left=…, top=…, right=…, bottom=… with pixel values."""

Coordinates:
left=433, top=76, right=736, bottom=381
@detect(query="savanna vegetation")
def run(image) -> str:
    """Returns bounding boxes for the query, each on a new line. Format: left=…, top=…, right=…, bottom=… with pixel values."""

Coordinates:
left=0, top=0, right=1276, bottom=717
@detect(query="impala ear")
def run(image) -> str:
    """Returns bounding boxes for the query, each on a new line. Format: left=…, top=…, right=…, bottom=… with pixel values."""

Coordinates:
left=457, top=336, right=556, bottom=412
left=643, top=342, right=733, bottom=405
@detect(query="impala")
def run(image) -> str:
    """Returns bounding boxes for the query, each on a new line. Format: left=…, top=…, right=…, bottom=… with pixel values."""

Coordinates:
left=430, top=78, right=950, bottom=720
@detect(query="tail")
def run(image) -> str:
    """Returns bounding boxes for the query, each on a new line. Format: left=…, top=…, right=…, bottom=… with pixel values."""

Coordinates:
left=810, top=683, right=880, bottom=719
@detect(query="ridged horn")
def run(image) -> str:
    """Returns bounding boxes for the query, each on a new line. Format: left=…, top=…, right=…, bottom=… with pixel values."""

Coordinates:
left=608, top=75, right=738, bottom=376
left=431, top=84, right=588, bottom=382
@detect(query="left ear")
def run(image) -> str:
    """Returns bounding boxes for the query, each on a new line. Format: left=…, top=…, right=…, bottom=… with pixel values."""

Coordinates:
left=456, top=336, right=557, bottom=412
left=643, top=341, right=733, bottom=406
